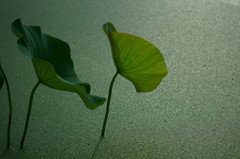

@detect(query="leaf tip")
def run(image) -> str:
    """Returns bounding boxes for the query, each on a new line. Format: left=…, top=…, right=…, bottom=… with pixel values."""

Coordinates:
left=12, top=18, right=24, bottom=38
left=103, top=22, right=117, bottom=32
left=86, top=95, right=106, bottom=109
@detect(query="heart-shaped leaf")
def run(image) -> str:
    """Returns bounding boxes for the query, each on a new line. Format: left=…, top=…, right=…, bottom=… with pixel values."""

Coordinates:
left=0, top=63, right=4, bottom=90
left=12, top=19, right=105, bottom=109
left=103, top=22, right=167, bottom=92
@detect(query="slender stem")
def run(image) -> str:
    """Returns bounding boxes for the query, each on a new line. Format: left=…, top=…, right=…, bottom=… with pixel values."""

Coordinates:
left=20, top=81, right=41, bottom=149
left=0, top=66, right=12, bottom=150
left=101, top=72, right=118, bottom=137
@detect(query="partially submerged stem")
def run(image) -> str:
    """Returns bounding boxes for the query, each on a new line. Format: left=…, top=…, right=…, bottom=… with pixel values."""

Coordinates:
left=0, top=66, right=12, bottom=150
left=20, top=81, right=41, bottom=149
left=101, top=72, right=118, bottom=137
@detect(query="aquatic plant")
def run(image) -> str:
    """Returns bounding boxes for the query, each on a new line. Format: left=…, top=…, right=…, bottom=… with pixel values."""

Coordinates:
left=101, top=22, right=168, bottom=137
left=0, top=61, right=12, bottom=150
left=12, top=19, right=106, bottom=148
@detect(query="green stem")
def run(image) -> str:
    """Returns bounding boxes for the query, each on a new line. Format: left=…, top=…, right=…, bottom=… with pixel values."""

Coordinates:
left=0, top=66, right=12, bottom=150
left=101, top=72, right=118, bottom=137
left=20, top=81, right=41, bottom=149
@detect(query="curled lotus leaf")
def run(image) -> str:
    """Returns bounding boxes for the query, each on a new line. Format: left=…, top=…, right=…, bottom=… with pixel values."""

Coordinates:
left=12, top=19, right=105, bottom=109
left=103, top=22, right=167, bottom=92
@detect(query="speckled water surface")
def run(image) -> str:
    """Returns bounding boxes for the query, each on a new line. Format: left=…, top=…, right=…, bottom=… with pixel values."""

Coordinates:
left=0, top=0, right=239, bottom=158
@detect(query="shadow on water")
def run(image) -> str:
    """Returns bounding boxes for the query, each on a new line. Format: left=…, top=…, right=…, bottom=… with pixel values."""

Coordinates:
left=90, top=136, right=103, bottom=159
left=1, top=149, right=30, bottom=159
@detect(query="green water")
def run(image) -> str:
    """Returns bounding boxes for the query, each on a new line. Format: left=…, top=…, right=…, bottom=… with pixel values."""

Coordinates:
left=0, top=0, right=239, bottom=158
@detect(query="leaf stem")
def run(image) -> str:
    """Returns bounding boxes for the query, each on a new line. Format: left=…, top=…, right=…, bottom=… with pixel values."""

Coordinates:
left=101, top=72, right=118, bottom=137
left=20, top=81, right=41, bottom=149
left=0, top=66, right=12, bottom=150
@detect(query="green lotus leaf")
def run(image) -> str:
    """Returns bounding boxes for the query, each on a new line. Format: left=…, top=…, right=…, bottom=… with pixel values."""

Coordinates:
left=32, top=58, right=105, bottom=109
left=103, top=22, right=168, bottom=92
left=12, top=19, right=105, bottom=109
left=0, top=62, right=4, bottom=90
